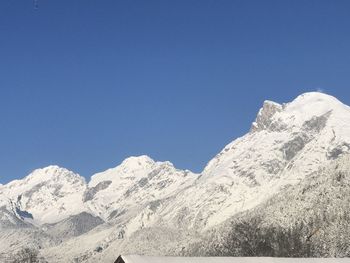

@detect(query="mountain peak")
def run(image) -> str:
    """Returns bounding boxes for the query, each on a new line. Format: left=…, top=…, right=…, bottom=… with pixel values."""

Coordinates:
left=120, top=155, right=155, bottom=168
left=22, top=165, right=83, bottom=186
left=40, top=165, right=68, bottom=173
left=250, top=92, right=349, bottom=133
left=294, top=91, right=340, bottom=102
left=288, top=92, right=345, bottom=110
left=33, top=165, right=74, bottom=176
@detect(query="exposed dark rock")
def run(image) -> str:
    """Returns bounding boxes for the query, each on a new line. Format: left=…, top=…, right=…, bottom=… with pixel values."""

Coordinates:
left=302, top=111, right=332, bottom=133
left=83, top=181, right=112, bottom=202
left=149, top=200, right=161, bottom=212
left=138, top=177, right=149, bottom=187
left=281, top=134, right=309, bottom=160
left=251, top=101, right=283, bottom=132
left=108, top=209, right=126, bottom=220
left=327, top=143, right=350, bottom=160
left=261, top=159, right=285, bottom=175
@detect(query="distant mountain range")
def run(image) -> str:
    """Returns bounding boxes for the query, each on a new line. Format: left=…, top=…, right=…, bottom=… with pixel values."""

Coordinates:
left=1, top=92, right=350, bottom=262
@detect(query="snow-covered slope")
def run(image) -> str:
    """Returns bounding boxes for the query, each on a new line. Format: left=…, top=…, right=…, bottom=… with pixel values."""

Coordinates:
left=186, top=154, right=350, bottom=258
left=1, top=92, right=350, bottom=262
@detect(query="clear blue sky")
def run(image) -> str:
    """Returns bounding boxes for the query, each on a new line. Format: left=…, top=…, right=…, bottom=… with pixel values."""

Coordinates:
left=1, top=0, right=350, bottom=183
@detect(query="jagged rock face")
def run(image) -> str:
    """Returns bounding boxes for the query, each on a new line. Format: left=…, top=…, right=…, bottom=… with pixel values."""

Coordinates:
left=1, top=92, right=350, bottom=262
left=83, top=181, right=112, bottom=202
left=251, top=100, right=283, bottom=132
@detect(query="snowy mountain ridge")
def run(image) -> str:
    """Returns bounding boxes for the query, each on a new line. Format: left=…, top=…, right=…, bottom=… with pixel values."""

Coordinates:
left=1, top=92, right=350, bottom=262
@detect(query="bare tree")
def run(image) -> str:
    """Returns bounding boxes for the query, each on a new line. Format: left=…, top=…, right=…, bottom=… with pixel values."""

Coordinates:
left=11, top=248, right=46, bottom=263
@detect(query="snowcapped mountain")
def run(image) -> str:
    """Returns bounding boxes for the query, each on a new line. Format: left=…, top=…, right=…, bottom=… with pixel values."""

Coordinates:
left=0, top=166, right=87, bottom=225
left=157, top=92, right=350, bottom=230
left=1, top=92, right=350, bottom=262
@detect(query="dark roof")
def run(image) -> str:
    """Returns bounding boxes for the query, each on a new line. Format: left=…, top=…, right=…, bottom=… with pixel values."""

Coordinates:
left=115, top=255, right=350, bottom=263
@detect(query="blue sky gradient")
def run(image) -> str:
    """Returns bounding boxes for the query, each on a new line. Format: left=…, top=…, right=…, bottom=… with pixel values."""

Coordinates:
left=1, top=0, right=350, bottom=183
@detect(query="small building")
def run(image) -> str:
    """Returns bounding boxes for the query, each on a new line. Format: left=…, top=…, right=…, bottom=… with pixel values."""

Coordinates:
left=115, top=255, right=350, bottom=263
